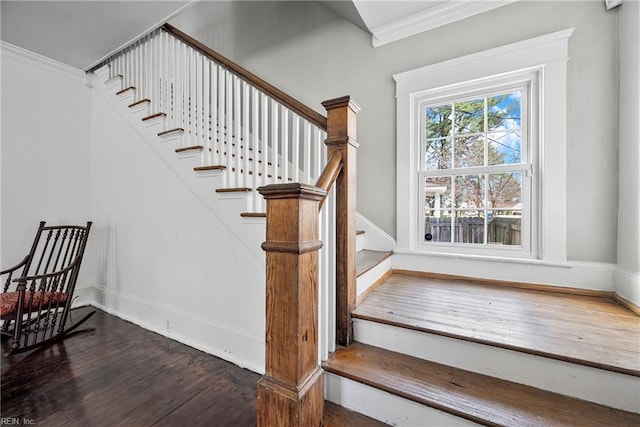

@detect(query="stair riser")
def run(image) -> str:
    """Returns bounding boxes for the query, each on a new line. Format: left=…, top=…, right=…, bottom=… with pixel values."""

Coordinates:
left=354, top=319, right=640, bottom=413
left=356, top=258, right=391, bottom=300
left=325, top=372, right=479, bottom=426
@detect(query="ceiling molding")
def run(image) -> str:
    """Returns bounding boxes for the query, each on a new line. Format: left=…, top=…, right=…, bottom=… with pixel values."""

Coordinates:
left=1, top=41, right=85, bottom=81
left=370, top=0, right=519, bottom=48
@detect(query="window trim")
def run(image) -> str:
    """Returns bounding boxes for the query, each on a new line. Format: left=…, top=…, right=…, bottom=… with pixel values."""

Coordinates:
left=394, top=28, right=573, bottom=263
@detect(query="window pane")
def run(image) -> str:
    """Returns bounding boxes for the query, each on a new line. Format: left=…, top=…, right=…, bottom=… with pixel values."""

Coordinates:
left=424, top=211, right=452, bottom=242
left=454, top=98, right=484, bottom=134
left=488, top=210, right=522, bottom=246
left=488, top=92, right=521, bottom=131
left=425, top=177, right=452, bottom=209
left=454, top=210, right=485, bottom=244
left=487, top=172, right=522, bottom=209
left=488, top=131, right=521, bottom=165
left=425, top=105, right=452, bottom=139
left=455, top=175, right=485, bottom=209
left=455, top=135, right=484, bottom=168
left=425, top=138, right=451, bottom=170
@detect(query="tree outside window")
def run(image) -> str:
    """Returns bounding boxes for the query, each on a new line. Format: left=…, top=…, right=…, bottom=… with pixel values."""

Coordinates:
left=422, top=90, right=526, bottom=246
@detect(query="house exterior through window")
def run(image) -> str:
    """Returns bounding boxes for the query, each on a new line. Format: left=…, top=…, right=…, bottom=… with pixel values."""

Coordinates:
left=395, top=29, right=573, bottom=262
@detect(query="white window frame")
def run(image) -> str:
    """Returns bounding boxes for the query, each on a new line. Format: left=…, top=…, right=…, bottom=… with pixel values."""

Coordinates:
left=394, top=29, right=573, bottom=263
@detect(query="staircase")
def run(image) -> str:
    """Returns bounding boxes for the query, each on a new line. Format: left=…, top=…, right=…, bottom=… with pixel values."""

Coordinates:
left=89, top=24, right=639, bottom=426
left=325, top=266, right=640, bottom=425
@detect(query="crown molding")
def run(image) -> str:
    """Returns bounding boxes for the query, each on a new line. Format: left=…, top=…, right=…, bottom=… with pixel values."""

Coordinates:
left=371, top=0, right=519, bottom=47
left=1, top=41, right=84, bottom=81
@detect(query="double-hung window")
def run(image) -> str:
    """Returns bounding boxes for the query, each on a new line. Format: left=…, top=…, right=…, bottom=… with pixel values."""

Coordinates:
left=420, top=83, right=532, bottom=253
left=395, top=29, right=573, bottom=262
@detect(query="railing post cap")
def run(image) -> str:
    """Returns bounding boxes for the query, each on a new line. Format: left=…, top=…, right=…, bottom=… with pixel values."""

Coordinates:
left=258, top=183, right=326, bottom=201
left=321, top=96, right=361, bottom=114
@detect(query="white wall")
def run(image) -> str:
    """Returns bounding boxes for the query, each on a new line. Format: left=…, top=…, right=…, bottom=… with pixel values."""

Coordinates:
left=170, top=1, right=620, bottom=265
left=616, top=0, right=640, bottom=302
left=0, top=42, right=94, bottom=283
left=1, top=42, right=266, bottom=372
left=89, top=89, right=265, bottom=372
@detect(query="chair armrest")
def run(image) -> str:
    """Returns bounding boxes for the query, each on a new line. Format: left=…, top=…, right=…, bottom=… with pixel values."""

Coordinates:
left=1, top=255, right=30, bottom=276
left=12, top=254, right=82, bottom=283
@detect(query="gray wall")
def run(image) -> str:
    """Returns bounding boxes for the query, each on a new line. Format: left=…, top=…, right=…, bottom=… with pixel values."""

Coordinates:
left=617, top=0, right=639, bottom=275
left=170, top=1, right=619, bottom=264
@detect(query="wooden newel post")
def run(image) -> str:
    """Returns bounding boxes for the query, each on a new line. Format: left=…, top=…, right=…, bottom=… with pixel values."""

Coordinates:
left=322, top=96, right=361, bottom=347
left=257, top=183, right=327, bottom=427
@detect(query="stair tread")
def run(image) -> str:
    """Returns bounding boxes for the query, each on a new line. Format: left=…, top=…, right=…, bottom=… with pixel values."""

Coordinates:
left=324, top=401, right=388, bottom=426
left=353, top=272, right=640, bottom=376
left=356, top=250, right=392, bottom=277
left=324, top=342, right=640, bottom=427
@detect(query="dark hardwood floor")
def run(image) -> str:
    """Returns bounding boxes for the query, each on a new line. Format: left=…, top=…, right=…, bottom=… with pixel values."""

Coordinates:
left=1, top=307, right=384, bottom=426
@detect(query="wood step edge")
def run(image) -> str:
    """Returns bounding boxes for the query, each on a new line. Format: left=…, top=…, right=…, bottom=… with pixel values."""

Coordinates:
left=116, top=86, right=135, bottom=95
left=323, top=343, right=640, bottom=427
left=158, top=128, right=184, bottom=137
left=143, top=112, right=166, bottom=122
left=356, top=250, right=393, bottom=278
left=128, top=99, right=150, bottom=108
left=175, top=145, right=204, bottom=153
left=240, top=212, right=266, bottom=218
left=216, top=187, right=252, bottom=193
left=350, top=309, right=640, bottom=377
left=194, top=165, right=225, bottom=172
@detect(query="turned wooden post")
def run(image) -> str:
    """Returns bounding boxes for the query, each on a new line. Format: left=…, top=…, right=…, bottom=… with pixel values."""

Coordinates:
left=257, top=183, right=327, bottom=427
left=322, top=96, right=361, bottom=347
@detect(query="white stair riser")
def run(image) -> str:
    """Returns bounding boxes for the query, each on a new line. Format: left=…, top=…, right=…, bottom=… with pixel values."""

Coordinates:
left=356, top=232, right=364, bottom=252
left=325, top=372, right=479, bottom=427
left=356, top=258, right=391, bottom=300
left=354, top=319, right=640, bottom=413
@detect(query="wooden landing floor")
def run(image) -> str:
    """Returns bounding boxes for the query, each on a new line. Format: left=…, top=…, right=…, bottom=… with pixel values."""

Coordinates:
left=353, top=272, right=640, bottom=376
left=1, top=307, right=384, bottom=426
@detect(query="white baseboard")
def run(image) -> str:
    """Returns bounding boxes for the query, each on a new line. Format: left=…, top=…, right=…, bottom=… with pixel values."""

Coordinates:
left=74, top=286, right=265, bottom=374
left=614, top=268, right=640, bottom=308
left=392, top=252, right=617, bottom=292
left=356, top=213, right=396, bottom=251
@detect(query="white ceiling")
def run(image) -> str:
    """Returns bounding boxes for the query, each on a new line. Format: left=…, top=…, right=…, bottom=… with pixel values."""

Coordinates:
left=0, top=1, right=192, bottom=70
left=0, top=1, right=514, bottom=70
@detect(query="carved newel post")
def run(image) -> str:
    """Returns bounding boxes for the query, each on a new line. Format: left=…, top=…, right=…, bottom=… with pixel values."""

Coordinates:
left=257, top=183, right=327, bottom=427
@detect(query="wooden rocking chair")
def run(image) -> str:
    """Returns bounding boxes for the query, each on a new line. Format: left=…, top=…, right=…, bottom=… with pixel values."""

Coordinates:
left=1, top=221, right=94, bottom=354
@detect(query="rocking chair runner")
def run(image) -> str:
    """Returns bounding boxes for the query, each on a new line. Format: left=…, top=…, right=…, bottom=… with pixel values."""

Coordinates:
left=1, top=221, right=94, bottom=354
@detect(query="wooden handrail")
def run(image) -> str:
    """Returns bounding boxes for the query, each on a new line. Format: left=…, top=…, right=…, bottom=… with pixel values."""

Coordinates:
left=162, top=24, right=328, bottom=131
left=315, top=150, right=343, bottom=209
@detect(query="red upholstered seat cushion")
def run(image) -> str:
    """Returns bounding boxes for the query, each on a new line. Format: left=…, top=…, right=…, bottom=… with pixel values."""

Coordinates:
left=0, top=291, right=68, bottom=320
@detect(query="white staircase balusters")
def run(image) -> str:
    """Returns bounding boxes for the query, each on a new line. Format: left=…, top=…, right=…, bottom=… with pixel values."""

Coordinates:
left=100, top=26, right=332, bottom=216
